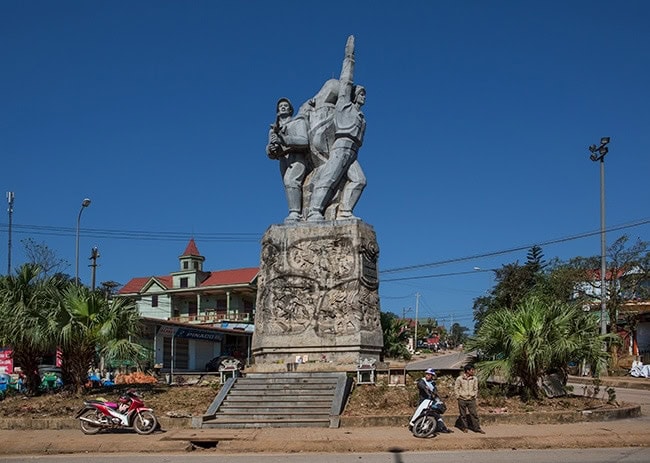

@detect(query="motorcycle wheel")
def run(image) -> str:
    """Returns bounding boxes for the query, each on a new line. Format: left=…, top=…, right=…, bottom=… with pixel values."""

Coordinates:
left=79, top=409, right=102, bottom=435
left=133, top=411, right=158, bottom=435
left=412, top=416, right=437, bottom=438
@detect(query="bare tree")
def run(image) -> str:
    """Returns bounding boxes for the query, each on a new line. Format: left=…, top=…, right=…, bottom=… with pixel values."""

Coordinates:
left=21, top=238, right=69, bottom=278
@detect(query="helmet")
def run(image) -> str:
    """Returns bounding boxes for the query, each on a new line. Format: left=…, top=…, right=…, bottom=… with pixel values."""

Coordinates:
left=424, top=368, right=436, bottom=376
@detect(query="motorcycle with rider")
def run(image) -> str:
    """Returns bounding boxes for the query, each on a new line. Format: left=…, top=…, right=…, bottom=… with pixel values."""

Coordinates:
left=409, top=368, right=453, bottom=438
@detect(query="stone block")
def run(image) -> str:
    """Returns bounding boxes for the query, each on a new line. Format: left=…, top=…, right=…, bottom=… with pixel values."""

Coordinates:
left=252, top=220, right=383, bottom=364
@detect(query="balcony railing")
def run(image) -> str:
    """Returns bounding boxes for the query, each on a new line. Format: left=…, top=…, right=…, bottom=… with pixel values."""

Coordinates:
left=169, top=310, right=252, bottom=324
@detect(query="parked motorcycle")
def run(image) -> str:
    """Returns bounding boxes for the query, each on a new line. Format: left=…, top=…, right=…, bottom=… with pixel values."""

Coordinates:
left=75, top=389, right=158, bottom=435
left=409, top=395, right=449, bottom=438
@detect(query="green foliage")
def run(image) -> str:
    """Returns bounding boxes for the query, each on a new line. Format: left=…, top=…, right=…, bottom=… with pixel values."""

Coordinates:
left=0, top=263, right=144, bottom=394
left=0, top=264, right=59, bottom=394
left=380, top=311, right=412, bottom=360
left=448, top=322, right=469, bottom=347
left=52, top=285, right=145, bottom=392
left=526, top=245, right=546, bottom=273
left=473, top=258, right=542, bottom=329
left=467, top=295, right=617, bottom=401
left=472, top=238, right=649, bottom=334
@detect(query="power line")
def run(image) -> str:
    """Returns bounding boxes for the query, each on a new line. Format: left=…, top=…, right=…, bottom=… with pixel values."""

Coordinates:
left=0, top=223, right=260, bottom=242
left=382, top=269, right=491, bottom=282
left=380, top=217, right=650, bottom=275
left=1, top=217, right=648, bottom=274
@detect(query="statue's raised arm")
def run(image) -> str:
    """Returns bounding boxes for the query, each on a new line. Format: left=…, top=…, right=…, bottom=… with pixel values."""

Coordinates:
left=306, top=35, right=367, bottom=222
left=338, top=35, right=355, bottom=105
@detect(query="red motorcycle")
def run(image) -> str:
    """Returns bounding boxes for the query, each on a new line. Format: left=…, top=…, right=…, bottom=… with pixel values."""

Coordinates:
left=75, top=388, right=158, bottom=435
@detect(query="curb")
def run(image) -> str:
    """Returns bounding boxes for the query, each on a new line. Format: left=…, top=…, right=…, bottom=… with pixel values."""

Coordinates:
left=0, top=416, right=192, bottom=430
left=0, top=405, right=640, bottom=430
left=568, top=375, right=650, bottom=391
left=341, top=404, right=641, bottom=427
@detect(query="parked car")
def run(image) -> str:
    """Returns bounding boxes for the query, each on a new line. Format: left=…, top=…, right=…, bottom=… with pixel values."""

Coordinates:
left=204, top=355, right=241, bottom=372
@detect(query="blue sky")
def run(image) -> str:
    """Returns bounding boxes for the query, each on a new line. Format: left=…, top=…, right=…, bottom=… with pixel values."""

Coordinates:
left=1, top=1, right=648, bottom=329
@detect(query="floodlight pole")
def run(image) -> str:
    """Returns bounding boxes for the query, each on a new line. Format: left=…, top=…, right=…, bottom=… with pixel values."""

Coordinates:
left=589, top=138, right=610, bottom=335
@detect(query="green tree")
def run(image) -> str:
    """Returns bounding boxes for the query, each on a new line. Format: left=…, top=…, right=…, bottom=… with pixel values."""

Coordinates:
left=526, top=245, right=546, bottom=273
left=467, top=296, right=616, bottom=401
left=448, top=322, right=469, bottom=347
left=549, top=236, right=649, bottom=334
left=50, top=285, right=145, bottom=392
left=0, top=264, right=58, bottom=394
left=472, top=256, right=542, bottom=329
left=380, top=311, right=411, bottom=360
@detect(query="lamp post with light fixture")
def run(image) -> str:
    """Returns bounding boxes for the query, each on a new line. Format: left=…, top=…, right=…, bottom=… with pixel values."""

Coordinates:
left=589, top=137, right=610, bottom=335
left=75, top=198, right=91, bottom=284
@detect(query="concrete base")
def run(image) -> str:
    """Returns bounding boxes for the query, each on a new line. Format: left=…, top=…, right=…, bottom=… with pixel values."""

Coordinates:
left=252, top=220, right=383, bottom=366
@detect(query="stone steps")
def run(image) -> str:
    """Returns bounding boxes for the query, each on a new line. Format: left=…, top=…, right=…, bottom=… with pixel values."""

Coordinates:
left=194, top=372, right=352, bottom=429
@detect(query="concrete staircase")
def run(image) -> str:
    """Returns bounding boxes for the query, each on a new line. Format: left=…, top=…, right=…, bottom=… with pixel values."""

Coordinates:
left=194, top=372, right=353, bottom=429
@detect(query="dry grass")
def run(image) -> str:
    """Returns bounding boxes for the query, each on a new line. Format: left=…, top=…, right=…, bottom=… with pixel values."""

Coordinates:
left=0, top=373, right=617, bottom=420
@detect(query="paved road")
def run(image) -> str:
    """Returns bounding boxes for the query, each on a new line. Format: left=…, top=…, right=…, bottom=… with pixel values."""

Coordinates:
left=2, top=448, right=650, bottom=463
left=406, top=350, right=473, bottom=371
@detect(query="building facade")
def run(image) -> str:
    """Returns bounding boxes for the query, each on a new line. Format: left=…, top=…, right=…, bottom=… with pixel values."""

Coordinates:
left=117, top=239, right=258, bottom=370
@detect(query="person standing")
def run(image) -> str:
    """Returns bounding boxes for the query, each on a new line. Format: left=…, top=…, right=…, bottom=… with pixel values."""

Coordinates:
left=454, top=364, right=485, bottom=433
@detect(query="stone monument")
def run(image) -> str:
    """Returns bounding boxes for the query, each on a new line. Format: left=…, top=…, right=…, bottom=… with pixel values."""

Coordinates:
left=253, top=36, right=383, bottom=368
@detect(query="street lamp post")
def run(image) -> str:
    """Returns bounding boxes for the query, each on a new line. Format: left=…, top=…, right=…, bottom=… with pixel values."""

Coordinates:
left=75, top=198, right=91, bottom=284
left=589, top=137, right=610, bottom=335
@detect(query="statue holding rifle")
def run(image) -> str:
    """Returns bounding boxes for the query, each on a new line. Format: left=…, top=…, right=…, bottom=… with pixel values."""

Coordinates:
left=307, top=35, right=367, bottom=222
left=266, top=35, right=367, bottom=223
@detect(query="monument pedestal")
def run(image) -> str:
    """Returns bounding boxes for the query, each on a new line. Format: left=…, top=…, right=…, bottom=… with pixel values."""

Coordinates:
left=251, top=220, right=383, bottom=366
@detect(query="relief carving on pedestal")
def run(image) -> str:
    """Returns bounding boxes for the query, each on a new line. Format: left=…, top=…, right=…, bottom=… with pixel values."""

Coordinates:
left=257, top=277, right=317, bottom=335
left=255, top=224, right=381, bottom=340
left=287, top=237, right=355, bottom=283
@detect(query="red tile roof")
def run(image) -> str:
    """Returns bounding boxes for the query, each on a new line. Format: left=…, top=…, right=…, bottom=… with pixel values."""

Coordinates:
left=119, top=277, right=150, bottom=294
left=181, top=238, right=201, bottom=257
left=118, top=268, right=258, bottom=294
left=153, top=276, right=173, bottom=289
left=202, top=268, right=258, bottom=286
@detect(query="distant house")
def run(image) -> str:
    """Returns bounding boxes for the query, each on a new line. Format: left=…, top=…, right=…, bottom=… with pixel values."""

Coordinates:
left=116, top=239, right=259, bottom=371
left=617, top=301, right=650, bottom=363
left=576, top=267, right=650, bottom=363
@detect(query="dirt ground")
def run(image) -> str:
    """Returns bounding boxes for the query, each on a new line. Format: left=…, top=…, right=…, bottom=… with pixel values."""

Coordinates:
left=0, top=373, right=618, bottom=420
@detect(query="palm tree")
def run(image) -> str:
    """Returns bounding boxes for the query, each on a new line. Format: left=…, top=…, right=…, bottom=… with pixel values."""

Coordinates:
left=0, top=264, right=58, bottom=395
left=380, top=312, right=412, bottom=360
left=467, top=295, right=617, bottom=400
left=50, top=285, right=145, bottom=392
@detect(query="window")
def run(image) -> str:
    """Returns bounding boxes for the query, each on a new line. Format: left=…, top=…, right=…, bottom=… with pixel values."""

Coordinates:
left=180, top=277, right=188, bottom=288
left=183, top=262, right=189, bottom=270
left=193, top=262, right=199, bottom=270
left=151, top=295, right=158, bottom=307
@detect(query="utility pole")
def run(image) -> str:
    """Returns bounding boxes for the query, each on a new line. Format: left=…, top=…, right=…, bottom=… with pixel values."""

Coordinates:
left=75, top=198, right=91, bottom=284
left=6, top=192, right=14, bottom=275
left=89, top=246, right=100, bottom=290
left=414, top=293, right=420, bottom=349
left=589, top=137, right=610, bottom=335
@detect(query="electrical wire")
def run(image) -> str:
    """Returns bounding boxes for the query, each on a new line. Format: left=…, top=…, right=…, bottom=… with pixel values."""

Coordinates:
left=380, top=217, right=650, bottom=275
